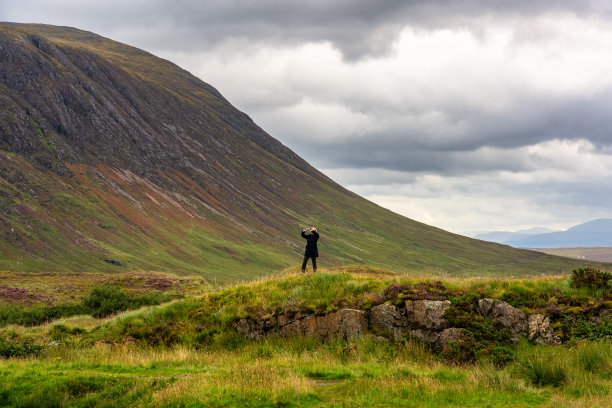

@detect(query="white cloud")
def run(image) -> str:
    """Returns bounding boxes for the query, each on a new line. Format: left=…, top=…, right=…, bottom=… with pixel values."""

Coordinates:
left=323, top=139, right=612, bottom=232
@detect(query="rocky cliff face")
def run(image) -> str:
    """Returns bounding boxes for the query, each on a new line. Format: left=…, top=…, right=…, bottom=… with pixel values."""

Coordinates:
left=0, top=23, right=599, bottom=279
left=0, top=25, right=314, bottom=177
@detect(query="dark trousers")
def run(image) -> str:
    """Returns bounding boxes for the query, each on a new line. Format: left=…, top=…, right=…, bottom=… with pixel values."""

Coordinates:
left=301, top=256, right=317, bottom=272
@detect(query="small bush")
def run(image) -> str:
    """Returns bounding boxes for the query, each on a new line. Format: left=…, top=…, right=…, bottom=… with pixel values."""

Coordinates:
left=83, top=286, right=133, bottom=318
left=80, top=286, right=171, bottom=318
left=490, top=345, right=516, bottom=368
left=570, top=267, right=612, bottom=290
left=49, top=324, right=86, bottom=340
left=518, top=352, right=567, bottom=387
left=0, top=286, right=172, bottom=327
left=566, top=317, right=612, bottom=340
left=442, top=294, right=514, bottom=364
left=0, top=303, right=86, bottom=327
left=0, top=337, right=43, bottom=358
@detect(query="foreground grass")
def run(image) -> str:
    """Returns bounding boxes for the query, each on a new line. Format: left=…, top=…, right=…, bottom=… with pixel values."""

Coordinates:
left=1, top=266, right=611, bottom=406
left=1, top=338, right=611, bottom=407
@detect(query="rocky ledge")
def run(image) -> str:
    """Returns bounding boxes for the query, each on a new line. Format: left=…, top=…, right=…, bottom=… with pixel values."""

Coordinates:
left=237, top=297, right=563, bottom=351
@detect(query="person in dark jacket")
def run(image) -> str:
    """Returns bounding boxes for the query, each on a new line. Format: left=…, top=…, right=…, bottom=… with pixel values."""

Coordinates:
left=301, top=227, right=319, bottom=273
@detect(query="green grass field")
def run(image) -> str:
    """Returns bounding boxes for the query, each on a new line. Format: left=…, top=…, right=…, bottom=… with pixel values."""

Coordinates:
left=1, top=338, right=611, bottom=407
left=1, top=266, right=611, bottom=407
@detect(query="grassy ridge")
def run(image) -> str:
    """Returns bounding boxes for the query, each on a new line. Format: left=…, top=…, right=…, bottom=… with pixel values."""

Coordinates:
left=0, top=266, right=611, bottom=407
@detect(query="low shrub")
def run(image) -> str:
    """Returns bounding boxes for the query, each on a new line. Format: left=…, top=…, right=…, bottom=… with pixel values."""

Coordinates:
left=442, top=294, right=514, bottom=364
left=49, top=324, right=86, bottom=340
left=0, top=303, right=86, bottom=327
left=83, top=286, right=134, bottom=318
left=570, top=267, right=612, bottom=290
left=0, top=286, right=174, bottom=326
left=566, top=317, right=612, bottom=340
left=490, top=345, right=516, bottom=368
left=0, top=337, right=43, bottom=358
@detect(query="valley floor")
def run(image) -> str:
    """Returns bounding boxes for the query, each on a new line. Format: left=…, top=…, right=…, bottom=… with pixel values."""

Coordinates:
left=534, top=247, right=612, bottom=263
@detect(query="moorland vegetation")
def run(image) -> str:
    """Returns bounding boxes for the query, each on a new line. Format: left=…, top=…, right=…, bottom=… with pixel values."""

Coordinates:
left=1, top=266, right=611, bottom=407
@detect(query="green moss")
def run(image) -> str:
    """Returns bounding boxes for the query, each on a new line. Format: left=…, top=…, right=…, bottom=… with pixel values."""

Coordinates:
left=28, top=115, right=55, bottom=153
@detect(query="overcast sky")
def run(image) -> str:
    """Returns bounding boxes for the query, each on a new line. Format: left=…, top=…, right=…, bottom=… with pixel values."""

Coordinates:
left=3, top=0, right=612, bottom=234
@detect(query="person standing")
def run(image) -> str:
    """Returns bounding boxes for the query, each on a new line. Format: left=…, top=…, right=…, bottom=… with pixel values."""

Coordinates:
left=301, top=227, right=319, bottom=273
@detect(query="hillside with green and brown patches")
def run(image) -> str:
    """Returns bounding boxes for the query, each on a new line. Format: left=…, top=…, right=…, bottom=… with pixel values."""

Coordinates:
left=0, top=22, right=606, bottom=282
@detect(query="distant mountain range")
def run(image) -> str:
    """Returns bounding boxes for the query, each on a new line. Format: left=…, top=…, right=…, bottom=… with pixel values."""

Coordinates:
left=472, top=219, right=612, bottom=248
left=473, top=227, right=559, bottom=245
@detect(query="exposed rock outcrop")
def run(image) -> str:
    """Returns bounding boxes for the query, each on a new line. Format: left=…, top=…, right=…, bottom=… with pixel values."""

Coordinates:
left=237, top=308, right=367, bottom=340
left=410, top=329, right=441, bottom=345
left=370, top=303, right=407, bottom=340
left=278, top=309, right=368, bottom=340
left=236, top=294, right=586, bottom=349
left=528, top=314, right=559, bottom=345
left=478, top=298, right=526, bottom=340
left=437, top=328, right=465, bottom=350
left=405, top=300, right=451, bottom=330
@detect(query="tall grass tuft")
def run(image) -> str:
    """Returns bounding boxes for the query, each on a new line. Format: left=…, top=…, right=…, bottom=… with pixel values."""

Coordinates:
left=574, top=341, right=611, bottom=373
left=517, top=351, right=567, bottom=387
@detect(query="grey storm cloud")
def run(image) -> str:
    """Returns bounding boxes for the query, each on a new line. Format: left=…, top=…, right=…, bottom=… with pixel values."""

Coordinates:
left=267, top=88, right=612, bottom=174
left=2, top=0, right=610, bottom=60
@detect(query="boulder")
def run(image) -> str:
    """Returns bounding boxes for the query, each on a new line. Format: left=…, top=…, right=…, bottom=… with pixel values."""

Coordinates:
left=370, top=303, right=408, bottom=340
left=437, top=328, right=464, bottom=350
left=405, top=300, right=451, bottom=330
left=236, top=318, right=265, bottom=339
left=278, top=308, right=367, bottom=340
left=527, top=314, right=559, bottom=345
left=478, top=298, right=526, bottom=340
left=411, top=327, right=464, bottom=350
left=410, top=329, right=440, bottom=345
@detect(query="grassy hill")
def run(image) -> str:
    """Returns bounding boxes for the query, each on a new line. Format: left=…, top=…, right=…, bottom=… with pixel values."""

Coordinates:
left=0, top=23, right=606, bottom=281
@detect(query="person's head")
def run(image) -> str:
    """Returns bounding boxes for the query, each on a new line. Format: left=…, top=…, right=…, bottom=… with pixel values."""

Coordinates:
left=311, top=227, right=317, bottom=233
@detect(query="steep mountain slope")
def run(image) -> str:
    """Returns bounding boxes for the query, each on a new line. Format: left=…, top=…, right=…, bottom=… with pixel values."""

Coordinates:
left=0, top=23, right=600, bottom=281
left=505, top=219, right=612, bottom=248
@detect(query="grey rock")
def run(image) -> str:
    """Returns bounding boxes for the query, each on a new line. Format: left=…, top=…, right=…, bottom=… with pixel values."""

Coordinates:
left=437, top=328, right=464, bottom=350
left=478, top=298, right=526, bottom=340
left=410, top=329, right=440, bottom=344
left=370, top=303, right=407, bottom=340
left=527, top=314, right=559, bottom=345
left=278, top=308, right=367, bottom=340
left=236, top=318, right=264, bottom=339
left=405, top=300, right=451, bottom=330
